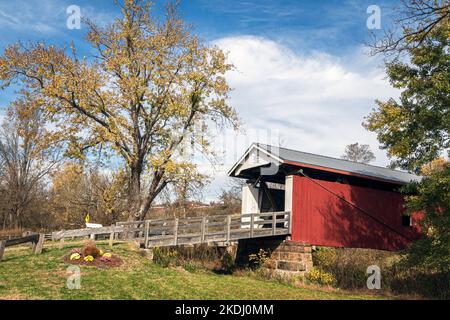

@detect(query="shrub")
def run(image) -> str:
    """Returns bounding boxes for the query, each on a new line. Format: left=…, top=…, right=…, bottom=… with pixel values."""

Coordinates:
left=83, top=245, right=101, bottom=258
left=216, top=251, right=235, bottom=274
left=152, top=245, right=230, bottom=271
left=173, top=244, right=224, bottom=264
left=248, top=249, right=269, bottom=269
left=183, top=264, right=198, bottom=273
left=306, top=268, right=336, bottom=286
left=313, top=247, right=337, bottom=270
left=313, top=247, right=396, bottom=289
left=153, top=247, right=178, bottom=267
left=389, top=258, right=450, bottom=299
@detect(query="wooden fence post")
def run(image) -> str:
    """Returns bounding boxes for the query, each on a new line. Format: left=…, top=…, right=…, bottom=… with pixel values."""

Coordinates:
left=288, top=211, right=292, bottom=235
left=0, top=240, right=6, bottom=262
left=250, top=214, right=254, bottom=238
left=173, top=218, right=179, bottom=246
left=59, top=238, right=65, bottom=250
left=144, top=220, right=150, bottom=249
left=226, top=215, right=231, bottom=243
left=31, top=237, right=37, bottom=252
left=34, top=234, right=45, bottom=254
left=109, top=232, right=115, bottom=248
left=272, top=212, right=276, bottom=236
left=201, top=217, right=206, bottom=243
left=122, top=224, right=129, bottom=240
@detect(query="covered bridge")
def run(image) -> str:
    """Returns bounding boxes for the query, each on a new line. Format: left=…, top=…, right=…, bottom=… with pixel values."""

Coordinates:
left=229, top=143, right=422, bottom=251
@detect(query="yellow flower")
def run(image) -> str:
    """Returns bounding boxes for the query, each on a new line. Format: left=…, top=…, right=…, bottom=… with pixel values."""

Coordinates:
left=70, top=253, right=81, bottom=261
left=99, top=250, right=104, bottom=256
left=84, top=255, right=94, bottom=262
left=102, top=252, right=112, bottom=258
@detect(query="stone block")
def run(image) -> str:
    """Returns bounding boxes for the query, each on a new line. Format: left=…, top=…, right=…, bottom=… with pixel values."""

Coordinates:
left=271, top=251, right=280, bottom=260
left=237, top=237, right=313, bottom=273
left=265, top=259, right=276, bottom=269
left=276, top=259, right=308, bottom=271
left=286, top=245, right=308, bottom=253
left=297, top=262, right=307, bottom=271
left=288, top=252, right=303, bottom=262
left=279, top=252, right=290, bottom=260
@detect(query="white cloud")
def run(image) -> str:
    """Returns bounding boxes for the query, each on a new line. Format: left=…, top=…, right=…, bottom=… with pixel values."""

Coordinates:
left=0, top=1, right=117, bottom=36
left=0, top=1, right=63, bottom=35
left=198, top=36, right=399, bottom=201
left=213, top=35, right=398, bottom=163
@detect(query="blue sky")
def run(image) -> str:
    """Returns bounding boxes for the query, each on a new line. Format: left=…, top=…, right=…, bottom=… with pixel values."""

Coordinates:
left=0, top=0, right=398, bottom=54
left=0, top=0, right=403, bottom=201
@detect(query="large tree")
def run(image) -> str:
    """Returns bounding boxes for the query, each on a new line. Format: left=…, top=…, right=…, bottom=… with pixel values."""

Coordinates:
left=50, top=162, right=128, bottom=228
left=370, top=0, right=450, bottom=56
left=341, top=142, right=376, bottom=163
left=404, top=158, right=449, bottom=272
left=365, top=19, right=449, bottom=171
left=365, top=1, right=449, bottom=273
left=0, top=0, right=238, bottom=221
left=0, top=93, right=61, bottom=229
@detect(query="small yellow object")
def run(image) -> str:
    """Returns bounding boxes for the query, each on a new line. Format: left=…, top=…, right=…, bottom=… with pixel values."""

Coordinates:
left=70, top=253, right=81, bottom=261
left=99, top=250, right=104, bottom=256
left=84, top=255, right=94, bottom=262
left=84, top=213, right=90, bottom=224
left=102, top=253, right=112, bottom=258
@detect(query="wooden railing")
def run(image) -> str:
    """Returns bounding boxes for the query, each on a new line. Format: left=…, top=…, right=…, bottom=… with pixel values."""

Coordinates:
left=116, top=211, right=291, bottom=248
left=51, top=225, right=124, bottom=241
left=0, top=212, right=290, bottom=261
left=0, top=233, right=45, bottom=261
left=2, top=211, right=292, bottom=252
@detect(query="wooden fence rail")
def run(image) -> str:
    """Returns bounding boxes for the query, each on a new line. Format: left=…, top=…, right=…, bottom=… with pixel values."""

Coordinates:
left=130, top=211, right=291, bottom=248
left=51, top=225, right=124, bottom=240
left=0, top=211, right=290, bottom=262
left=0, top=233, right=45, bottom=261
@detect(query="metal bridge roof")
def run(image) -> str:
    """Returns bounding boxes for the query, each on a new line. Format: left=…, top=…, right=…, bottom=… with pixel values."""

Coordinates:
left=229, top=143, right=421, bottom=185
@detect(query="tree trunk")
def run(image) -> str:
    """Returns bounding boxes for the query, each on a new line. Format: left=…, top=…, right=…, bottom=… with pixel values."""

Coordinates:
left=128, top=165, right=142, bottom=221
left=137, top=175, right=167, bottom=221
left=8, top=212, right=13, bottom=230
left=138, top=193, right=156, bottom=221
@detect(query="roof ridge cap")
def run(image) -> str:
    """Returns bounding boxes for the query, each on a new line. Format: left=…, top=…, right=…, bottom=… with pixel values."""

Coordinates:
left=256, top=142, right=417, bottom=176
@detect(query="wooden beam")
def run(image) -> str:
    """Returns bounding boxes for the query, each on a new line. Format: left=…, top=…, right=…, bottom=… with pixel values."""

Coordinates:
left=51, top=225, right=124, bottom=240
left=288, top=212, right=292, bottom=234
left=0, top=241, right=5, bottom=261
left=144, top=220, right=150, bottom=249
left=226, top=215, right=231, bottom=243
left=272, top=212, right=276, bottom=236
left=34, top=234, right=45, bottom=254
left=173, top=218, right=179, bottom=246
left=59, top=238, right=65, bottom=250
left=109, top=232, right=114, bottom=248
left=5, top=234, right=39, bottom=247
left=201, top=217, right=206, bottom=243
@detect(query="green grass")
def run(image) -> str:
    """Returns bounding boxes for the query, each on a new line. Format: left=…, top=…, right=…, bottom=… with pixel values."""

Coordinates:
left=0, top=242, right=383, bottom=300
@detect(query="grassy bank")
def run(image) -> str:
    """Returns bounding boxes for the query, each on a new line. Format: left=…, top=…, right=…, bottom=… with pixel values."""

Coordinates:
left=0, top=242, right=386, bottom=300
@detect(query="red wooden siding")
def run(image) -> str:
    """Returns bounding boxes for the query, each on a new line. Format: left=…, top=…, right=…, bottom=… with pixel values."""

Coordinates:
left=290, top=175, right=420, bottom=251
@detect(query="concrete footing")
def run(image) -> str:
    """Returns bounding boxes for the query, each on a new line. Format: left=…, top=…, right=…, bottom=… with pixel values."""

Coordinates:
left=139, top=248, right=154, bottom=260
